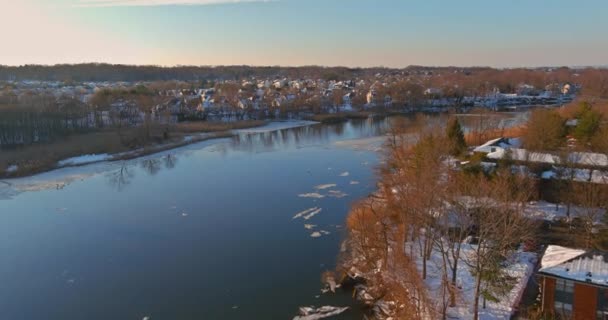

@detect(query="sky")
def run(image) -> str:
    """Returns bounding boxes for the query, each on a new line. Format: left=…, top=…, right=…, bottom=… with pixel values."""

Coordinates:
left=1, top=0, right=607, bottom=68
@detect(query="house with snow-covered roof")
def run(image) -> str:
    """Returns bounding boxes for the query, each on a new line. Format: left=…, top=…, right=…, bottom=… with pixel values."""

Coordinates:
left=539, top=245, right=608, bottom=319
left=472, top=137, right=522, bottom=155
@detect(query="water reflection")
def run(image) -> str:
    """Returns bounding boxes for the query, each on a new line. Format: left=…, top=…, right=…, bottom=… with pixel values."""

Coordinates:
left=106, top=154, right=178, bottom=191
left=0, top=113, right=530, bottom=320
left=228, top=118, right=396, bottom=153
left=106, top=162, right=134, bottom=191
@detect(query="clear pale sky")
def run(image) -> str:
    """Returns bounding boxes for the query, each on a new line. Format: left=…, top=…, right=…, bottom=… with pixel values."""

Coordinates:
left=1, top=0, right=607, bottom=68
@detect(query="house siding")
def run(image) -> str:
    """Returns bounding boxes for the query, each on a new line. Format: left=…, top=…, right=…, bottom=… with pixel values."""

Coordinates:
left=542, top=276, right=556, bottom=316
left=574, top=283, right=597, bottom=320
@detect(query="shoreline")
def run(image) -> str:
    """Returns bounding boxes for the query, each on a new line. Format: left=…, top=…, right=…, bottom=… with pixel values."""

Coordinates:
left=0, top=120, right=318, bottom=180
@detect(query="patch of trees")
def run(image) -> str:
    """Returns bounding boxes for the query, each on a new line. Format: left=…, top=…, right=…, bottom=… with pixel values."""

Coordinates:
left=341, top=119, right=538, bottom=320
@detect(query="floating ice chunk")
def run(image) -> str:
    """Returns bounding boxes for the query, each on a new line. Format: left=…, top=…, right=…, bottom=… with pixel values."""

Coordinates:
left=314, top=184, right=336, bottom=190
left=298, top=193, right=325, bottom=199
left=293, top=306, right=350, bottom=320
left=320, top=230, right=331, bottom=235
left=339, top=172, right=349, bottom=177
left=303, top=208, right=322, bottom=220
left=350, top=180, right=360, bottom=185
left=328, top=190, right=348, bottom=198
left=304, top=224, right=317, bottom=230
left=310, top=232, right=322, bottom=238
left=293, top=207, right=320, bottom=219
left=181, top=213, right=188, bottom=217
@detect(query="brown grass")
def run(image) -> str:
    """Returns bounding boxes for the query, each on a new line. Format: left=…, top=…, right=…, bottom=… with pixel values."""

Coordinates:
left=0, top=120, right=265, bottom=178
left=465, top=125, right=527, bottom=146
left=174, top=120, right=265, bottom=133
left=306, top=112, right=375, bottom=123
left=558, top=97, right=608, bottom=119
left=0, top=130, right=132, bottom=177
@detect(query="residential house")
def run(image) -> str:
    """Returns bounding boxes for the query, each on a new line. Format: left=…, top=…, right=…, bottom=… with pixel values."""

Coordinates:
left=539, top=245, right=608, bottom=319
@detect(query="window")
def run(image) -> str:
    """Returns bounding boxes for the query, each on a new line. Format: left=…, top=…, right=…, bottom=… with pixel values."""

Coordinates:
left=556, top=278, right=574, bottom=293
left=554, top=302, right=573, bottom=318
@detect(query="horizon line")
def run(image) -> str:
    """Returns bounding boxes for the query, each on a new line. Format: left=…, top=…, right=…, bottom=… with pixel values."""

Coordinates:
left=1, top=62, right=607, bottom=70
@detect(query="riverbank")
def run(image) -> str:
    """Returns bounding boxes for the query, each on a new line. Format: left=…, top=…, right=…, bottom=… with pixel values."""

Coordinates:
left=305, top=111, right=390, bottom=124
left=0, top=120, right=317, bottom=179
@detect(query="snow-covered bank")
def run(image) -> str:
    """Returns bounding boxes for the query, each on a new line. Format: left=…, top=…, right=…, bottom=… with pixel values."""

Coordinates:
left=58, top=154, right=112, bottom=167
left=51, top=121, right=319, bottom=169
left=233, top=120, right=319, bottom=134
left=0, top=121, right=318, bottom=184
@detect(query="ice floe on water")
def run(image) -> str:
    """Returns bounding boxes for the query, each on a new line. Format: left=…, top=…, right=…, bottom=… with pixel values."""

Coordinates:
left=327, top=190, right=348, bottom=198
left=293, top=207, right=322, bottom=220
left=314, top=184, right=336, bottom=190
left=339, top=172, right=349, bottom=177
left=293, top=306, right=349, bottom=320
left=304, top=224, right=317, bottom=230
left=298, top=193, right=325, bottom=199
left=349, top=180, right=360, bottom=185
left=310, top=230, right=331, bottom=238
left=302, top=208, right=322, bottom=220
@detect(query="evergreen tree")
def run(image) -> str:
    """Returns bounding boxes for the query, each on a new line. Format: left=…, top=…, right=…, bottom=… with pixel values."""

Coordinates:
left=574, top=107, right=602, bottom=143
left=446, top=117, right=467, bottom=156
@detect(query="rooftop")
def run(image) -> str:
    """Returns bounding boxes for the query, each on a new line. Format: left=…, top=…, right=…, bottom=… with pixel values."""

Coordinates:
left=539, top=245, right=608, bottom=287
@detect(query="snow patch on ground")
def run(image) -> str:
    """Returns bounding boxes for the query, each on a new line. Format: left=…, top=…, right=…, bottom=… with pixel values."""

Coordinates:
left=5, top=165, right=18, bottom=173
left=413, top=243, right=537, bottom=320
left=524, top=200, right=606, bottom=222
left=58, top=154, right=112, bottom=167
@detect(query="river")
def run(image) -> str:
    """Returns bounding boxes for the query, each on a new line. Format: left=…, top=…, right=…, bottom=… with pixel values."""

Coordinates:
left=0, top=114, right=526, bottom=320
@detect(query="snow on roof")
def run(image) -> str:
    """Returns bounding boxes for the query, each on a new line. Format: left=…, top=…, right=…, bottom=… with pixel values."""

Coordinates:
left=569, top=152, right=608, bottom=167
left=540, top=245, right=585, bottom=269
left=487, top=148, right=608, bottom=167
left=487, top=148, right=559, bottom=164
left=473, top=137, right=505, bottom=153
left=540, top=246, right=608, bottom=286
left=541, top=168, right=608, bottom=184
